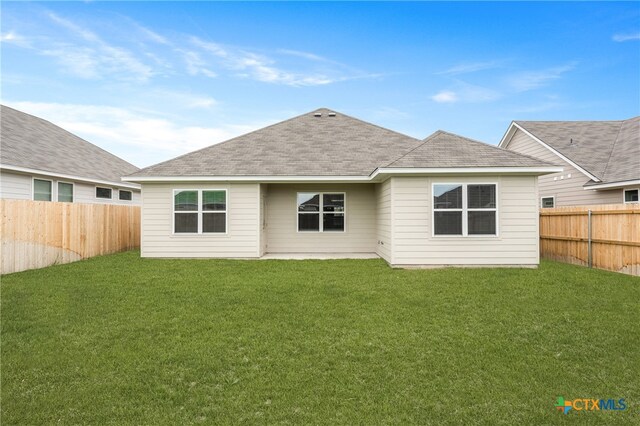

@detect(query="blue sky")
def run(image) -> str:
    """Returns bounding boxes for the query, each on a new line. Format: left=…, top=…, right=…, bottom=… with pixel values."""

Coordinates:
left=2, top=2, right=639, bottom=167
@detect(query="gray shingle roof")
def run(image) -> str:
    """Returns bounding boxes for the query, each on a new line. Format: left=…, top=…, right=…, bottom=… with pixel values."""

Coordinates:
left=1, top=105, right=139, bottom=184
left=130, top=108, right=422, bottom=177
left=515, top=117, right=640, bottom=184
left=387, top=130, right=557, bottom=168
left=130, top=108, right=554, bottom=178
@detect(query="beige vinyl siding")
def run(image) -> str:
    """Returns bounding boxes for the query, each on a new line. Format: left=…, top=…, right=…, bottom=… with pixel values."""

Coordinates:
left=140, top=182, right=260, bottom=258
left=391, top=176, right=539, bottom=266
left=259, top=184, right=267, bottom=256
left=0, top=171, right=31, bottom=199
left=507, top=129, right=622, bottom=206
left=264, top=183, right=376, bottom=254
left=375, top=180, right=392, bottom=263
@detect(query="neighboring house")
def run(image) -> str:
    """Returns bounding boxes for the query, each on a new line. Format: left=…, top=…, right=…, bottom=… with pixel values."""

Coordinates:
left=124, top=108, right=560, bottom=268
left=499, top=117, right=640, bottom=208
left=0, top=105, right=141, bottom=204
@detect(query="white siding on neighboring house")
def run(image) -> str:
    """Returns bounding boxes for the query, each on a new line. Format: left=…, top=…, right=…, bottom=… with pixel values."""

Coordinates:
left=507, top=129, right=621, bottom=206
left=0, top=170, right=140, bottom=205
left=0, top=171, right=31, bottom=199
left=375, top=180, right=392, bottom=263
left=390, top=176, right=539, bottom=267
left=264, top=183, right=376, bottom=254
left=140, top=182, right=260, bottom=258
left=73, top=182, right=141, bottom=205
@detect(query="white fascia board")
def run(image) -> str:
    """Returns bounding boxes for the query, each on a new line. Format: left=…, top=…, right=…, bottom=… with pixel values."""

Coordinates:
left=504, top=123, right=601, bottom=182
left=497, top=122, right=517, bottom=148
left=370, top=166, right=563, bottom=179
left=1, top=164, right=141, bottom=190
left=583, top=179, right=640, bottom=190
left=126, top=167, right=563, bottom=184
left=123, top=175, right=372, bottom=183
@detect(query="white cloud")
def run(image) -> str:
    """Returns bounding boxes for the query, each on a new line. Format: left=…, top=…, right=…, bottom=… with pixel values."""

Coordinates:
left=507, top=63, right=576, bottom=92
left=0, top=31, right=31, bottom=47
left=436, top=61, right=501, bottom=76
left=612, top=32, right=640, bottom=42
left=5, top=101, right=264, bottom=167
left=431, top=91, right=458, bottom=103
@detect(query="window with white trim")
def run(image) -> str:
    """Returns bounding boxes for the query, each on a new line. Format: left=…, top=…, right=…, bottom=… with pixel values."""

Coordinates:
left=33, top=179, right=52, bottom=201
left=297, top=192, right=345, bottom=232
left=433, top=184, right=497, bottom=236
left=541, top=196, right=555, bottom=208
left=119, top=190, right=132, bottom=201
left=174, top=189, right=226, bottom=234
left=58, top=182, right=74, bottom=202
left=624, top=189, right=639, bottom=204
left=96, top=187, right=112, bottom=199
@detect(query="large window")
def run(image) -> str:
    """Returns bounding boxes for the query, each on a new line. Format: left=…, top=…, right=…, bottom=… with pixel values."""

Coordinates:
left=433, top=183, right=497, bottom=236
left=624, top=189, right=639, bottom=204
left=33, top=179, right=52, bottom=201
left=58, top=182, right=74, bottom=202
left=174, top=189, right=226, bottom=234
left=297, top=192, right=345, bottom=232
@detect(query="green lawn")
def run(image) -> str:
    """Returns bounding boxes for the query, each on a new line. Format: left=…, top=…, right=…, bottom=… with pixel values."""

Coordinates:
left=1, top=252, right=638, bottom=425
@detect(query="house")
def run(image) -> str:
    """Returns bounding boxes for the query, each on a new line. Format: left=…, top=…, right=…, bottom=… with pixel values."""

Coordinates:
left=124, top=108, right=560, bottom=268
left=499, top=117, right=640, bottom=208
left=0, top=105, right=141, bottom=204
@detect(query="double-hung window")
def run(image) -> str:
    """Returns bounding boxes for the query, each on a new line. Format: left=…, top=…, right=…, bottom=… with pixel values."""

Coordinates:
left=297, top=192, right=345, bottom=232
left=174, top=189, right=227, bottom=234
left=433, top=183, right=497, bottom=236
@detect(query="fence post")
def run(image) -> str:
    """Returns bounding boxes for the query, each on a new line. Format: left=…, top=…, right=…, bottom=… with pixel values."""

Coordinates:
left=587, top=209, right=592, bottom=268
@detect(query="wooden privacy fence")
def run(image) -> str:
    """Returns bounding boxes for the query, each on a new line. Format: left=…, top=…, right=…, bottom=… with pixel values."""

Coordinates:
left=540, top=204, right=640, bottom=276
left=1, top=199, right=140, bottom=274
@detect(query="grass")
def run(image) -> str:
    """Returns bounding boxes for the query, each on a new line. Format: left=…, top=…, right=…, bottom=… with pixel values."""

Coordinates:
left=1, top=252, right=638, bottom=425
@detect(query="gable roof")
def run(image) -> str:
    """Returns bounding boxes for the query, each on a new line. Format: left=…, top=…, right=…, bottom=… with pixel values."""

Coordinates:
left=1, top=105, right=139, bottom=186
left=129, top=108, right=556, bottom=180
left=385, top=130, right=556, bottom=169
left=502, top=117, right=639, bottom=185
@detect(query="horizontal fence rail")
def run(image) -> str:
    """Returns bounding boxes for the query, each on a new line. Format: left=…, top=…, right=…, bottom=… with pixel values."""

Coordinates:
left=1, top=199, right=140, bottom=274
left=540, top=204, right=640, bottom=276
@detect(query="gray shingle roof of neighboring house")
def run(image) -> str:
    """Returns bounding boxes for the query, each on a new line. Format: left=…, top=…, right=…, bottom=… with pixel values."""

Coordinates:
left=514, top=117, right=640, bottom=185
left=129, top=108, right=554, bottom=178
left=387, top=130, right=556, bottom=168
left=1, top=105, right=139, bottom=185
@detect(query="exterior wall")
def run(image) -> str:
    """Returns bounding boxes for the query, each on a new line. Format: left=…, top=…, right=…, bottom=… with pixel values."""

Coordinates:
left=140, top=182, right=260, bottom=258
left=259, top=184, right=267, bottom=256
left=390, top=176, right=540, bottom=266
left=0, top=170, right=140, bottom=205
left=506, top=129, right=622, bottom=206
left=375, top=180, right=392, bottom=263
left=264, top=183, right=376, bottom=254
left=0, top=171, right=31, bottom=199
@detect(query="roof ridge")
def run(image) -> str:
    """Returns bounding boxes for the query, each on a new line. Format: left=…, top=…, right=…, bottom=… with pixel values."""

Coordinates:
left=1, top=104, right=140, bottom=171
left=600, top=120, right=626, bottom=182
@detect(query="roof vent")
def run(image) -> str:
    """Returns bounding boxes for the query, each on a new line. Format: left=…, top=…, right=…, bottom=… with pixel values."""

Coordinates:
left=314, top=112, right=322, bottom=117
left=327, top=112, right=336, bottom=117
